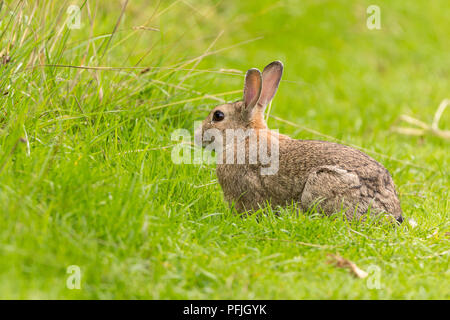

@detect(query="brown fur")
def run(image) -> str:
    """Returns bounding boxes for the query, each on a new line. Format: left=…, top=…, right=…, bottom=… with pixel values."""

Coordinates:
left=196, top=61, right=403, bottom=222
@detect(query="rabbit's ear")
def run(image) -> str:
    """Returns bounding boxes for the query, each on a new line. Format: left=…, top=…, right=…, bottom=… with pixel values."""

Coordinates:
left=243, top=68, right=262, bottom=109
left=259, top=61, right=283, bottom=108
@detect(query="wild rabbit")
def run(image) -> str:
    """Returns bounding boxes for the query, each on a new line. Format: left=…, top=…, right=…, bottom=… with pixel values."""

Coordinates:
left=195, top=61, right=403, bottom=223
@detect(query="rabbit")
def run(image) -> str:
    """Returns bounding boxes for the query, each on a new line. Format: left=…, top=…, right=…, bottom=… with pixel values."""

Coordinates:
left=195, top=61, right=403, bottom=223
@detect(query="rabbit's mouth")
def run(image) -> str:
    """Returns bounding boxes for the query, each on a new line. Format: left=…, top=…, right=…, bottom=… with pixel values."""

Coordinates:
left=201, top=135, right=216, bottom=148
left=194, top=127, right=213, bottom=147
left=205, top=135, right=215, bottom=144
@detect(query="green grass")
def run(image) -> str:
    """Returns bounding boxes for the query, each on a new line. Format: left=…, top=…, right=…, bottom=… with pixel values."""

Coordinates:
left=0, top=0, right=448, bottom=299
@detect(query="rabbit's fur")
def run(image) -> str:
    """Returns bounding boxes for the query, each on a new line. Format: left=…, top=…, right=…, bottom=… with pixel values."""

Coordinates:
left=196, top=61, right=403, bottom=222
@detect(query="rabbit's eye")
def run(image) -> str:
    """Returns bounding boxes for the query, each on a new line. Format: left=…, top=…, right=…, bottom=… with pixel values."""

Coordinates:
left=212, top=110, right=225, bottom=122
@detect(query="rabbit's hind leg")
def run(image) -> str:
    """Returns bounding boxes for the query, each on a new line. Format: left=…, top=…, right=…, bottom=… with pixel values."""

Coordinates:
left=300, top=165, right=366, bottom=220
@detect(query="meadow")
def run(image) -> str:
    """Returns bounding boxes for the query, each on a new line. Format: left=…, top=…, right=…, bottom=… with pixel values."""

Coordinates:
left=0, top=0, right=448, bottom=299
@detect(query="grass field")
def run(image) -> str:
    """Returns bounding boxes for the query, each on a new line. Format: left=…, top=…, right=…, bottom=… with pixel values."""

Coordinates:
left=0, top=0, right=448, bottom=299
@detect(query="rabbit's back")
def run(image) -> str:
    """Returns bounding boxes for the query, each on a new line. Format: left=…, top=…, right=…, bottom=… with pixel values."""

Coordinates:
left=217, top=137, right=403, bottom=221
left=278, top=139, right=403, bottom=220
left=280, top=139, right=391, bottom=184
